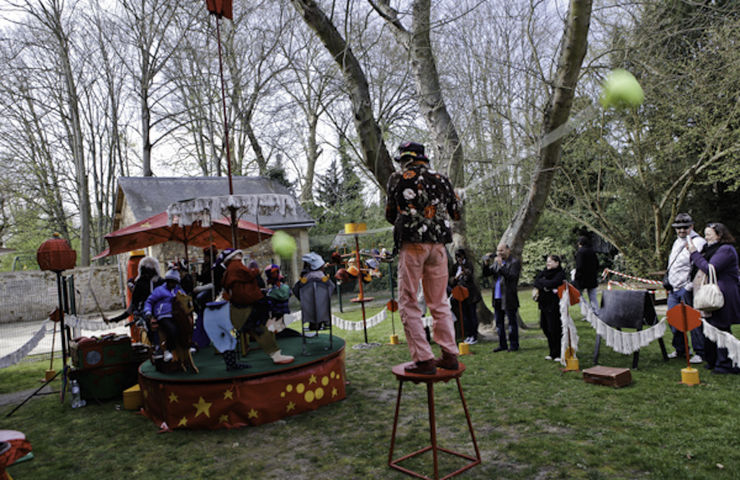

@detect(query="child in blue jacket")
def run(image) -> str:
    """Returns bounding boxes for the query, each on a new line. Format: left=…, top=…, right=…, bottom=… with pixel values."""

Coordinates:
left=144, top=269, right=185, bottom=362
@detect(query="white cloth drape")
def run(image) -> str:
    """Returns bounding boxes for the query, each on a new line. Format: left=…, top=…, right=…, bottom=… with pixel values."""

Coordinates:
left=0, top=321, right=49, bottom=369
left=701, top=320, right=740, bottom=367
left=284, top=307, right=392, bottom=332
left=559, top=288, right=580, bottom=366
left=580, top=300, right=667, bottom=355
left=167, top=194, right=298, bottom=227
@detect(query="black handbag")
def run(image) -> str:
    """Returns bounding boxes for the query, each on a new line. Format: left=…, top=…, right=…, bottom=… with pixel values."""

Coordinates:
left=662, top=251, right=681, bottom=291
left=662, top=272, right=673, bottom=291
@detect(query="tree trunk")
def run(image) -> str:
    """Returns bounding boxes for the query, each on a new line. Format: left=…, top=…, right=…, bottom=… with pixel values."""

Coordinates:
left=289, top=0, right=394, bottom=190
left=502, top=0, right=593, bottom=258
left=41, top=0, right=91, bottom=265
left=300, top=113, right=320, bottom=203
left=372, top=0, right=489, bottom=320
left=141, top=88, right=153, bottom=176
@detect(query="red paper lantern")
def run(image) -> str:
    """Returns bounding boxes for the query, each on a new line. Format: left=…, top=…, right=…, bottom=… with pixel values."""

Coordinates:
left=205, top=0, right=232, bottom=19
left=37, top=233, right=77, bottom=272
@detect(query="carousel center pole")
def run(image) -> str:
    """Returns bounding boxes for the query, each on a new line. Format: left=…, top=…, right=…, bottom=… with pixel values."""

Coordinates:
left=214, top=12, right=238, bottom=248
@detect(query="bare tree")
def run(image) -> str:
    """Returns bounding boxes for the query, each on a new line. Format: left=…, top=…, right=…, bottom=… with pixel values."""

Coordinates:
left=289, top=0, right=395, bottom=190
left=277, top=11, right=344, bottom=202
left=114, top=0, right=197, bottom=176
left=164, top=1, right=293, bottom=178
left=5, top=0, right=93, bottom=263
left=501, top=0, right=593, bottom=257
left=369, top=0, right=464, bottom=188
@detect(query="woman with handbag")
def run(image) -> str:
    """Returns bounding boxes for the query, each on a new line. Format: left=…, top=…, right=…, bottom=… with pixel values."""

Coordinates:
left=687, top=222, right=740, bottom=374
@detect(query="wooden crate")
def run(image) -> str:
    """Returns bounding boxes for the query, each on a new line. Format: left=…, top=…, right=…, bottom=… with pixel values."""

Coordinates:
left=582, top=366, right=632, bottom=388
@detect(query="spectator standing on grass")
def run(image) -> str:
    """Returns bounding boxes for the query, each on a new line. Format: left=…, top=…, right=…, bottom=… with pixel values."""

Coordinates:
left=385, top=141, right=461, bottom=375
left=449, top=248, right=481, bottom=344
left=574, top=236, right=600, bottom=316
left=533, top=255, right=567, bottom=362
left=482, top=243, right=522, bottom=353
left=666, top=213, right=706, bottom=364
left=687, top=222, right=740, bottom=374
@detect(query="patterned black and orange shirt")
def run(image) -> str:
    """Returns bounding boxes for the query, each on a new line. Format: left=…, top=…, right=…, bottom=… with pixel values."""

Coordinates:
left=385, top=160, right=461, bottom=250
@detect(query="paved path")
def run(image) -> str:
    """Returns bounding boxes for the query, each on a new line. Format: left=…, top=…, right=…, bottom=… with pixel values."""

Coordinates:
left=0, top=385, right=55, bottom=407
left=0, top=312, right=130, bottom=358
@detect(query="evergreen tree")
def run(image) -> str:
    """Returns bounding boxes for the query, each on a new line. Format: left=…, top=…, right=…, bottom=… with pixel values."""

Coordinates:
left=265, top=165, right=295, bottom=193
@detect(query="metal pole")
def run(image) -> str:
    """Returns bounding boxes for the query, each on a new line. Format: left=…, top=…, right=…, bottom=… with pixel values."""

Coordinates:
left=58, top=273, right=68, bottom=363
left=57, top=272, right=69, bottom=402
left=215, top=15, right=238, bottom=248
left=681, top=302, right=691, bottom=369
left=355, top=235, right=368, bottom=343
left=389, top=260, right=396, bottom=335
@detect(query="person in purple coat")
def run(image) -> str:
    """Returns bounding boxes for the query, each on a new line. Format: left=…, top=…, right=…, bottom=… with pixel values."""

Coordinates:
left=687, top=222, right=740, bottom=374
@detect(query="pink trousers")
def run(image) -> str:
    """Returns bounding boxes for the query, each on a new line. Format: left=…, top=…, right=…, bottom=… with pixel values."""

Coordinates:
left=398, top=243, right=459, bottom=362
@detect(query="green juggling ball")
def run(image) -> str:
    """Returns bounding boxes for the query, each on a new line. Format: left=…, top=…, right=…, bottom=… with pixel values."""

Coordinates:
left=271, top=230, right=296, bottom=258
left=600, top=69, right=644, bottom=109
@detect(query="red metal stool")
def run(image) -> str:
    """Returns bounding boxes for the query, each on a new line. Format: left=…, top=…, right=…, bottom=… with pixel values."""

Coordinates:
left=389, top=362, right=480, bottom=479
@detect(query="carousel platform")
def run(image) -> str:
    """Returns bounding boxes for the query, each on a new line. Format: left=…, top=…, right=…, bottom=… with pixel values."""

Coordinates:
left=138, top=334, right=346, bottom=430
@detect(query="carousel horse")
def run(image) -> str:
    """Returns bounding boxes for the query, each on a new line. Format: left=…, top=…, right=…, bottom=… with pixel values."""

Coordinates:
left=155, top=292, right=198, bottom=374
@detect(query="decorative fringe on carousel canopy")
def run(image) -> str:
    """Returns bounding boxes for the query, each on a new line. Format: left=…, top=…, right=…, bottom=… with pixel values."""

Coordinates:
left=167, top=194, right=298, bottom=227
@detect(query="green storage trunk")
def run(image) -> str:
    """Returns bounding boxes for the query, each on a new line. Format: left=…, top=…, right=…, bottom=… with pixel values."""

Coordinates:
left=70, top=335, right=148, bottom=401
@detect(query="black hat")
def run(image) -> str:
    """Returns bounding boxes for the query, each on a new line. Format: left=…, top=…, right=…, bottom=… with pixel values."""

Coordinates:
left=395, top=141, right=428, bottom=162
left=671, top=213, right=694, bottom=228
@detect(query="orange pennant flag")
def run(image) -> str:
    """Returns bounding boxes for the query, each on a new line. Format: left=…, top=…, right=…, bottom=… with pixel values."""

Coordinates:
left=451, top=285, right=469, bottom=301
left=557, top=282, right=581, bottom=306
left=666, top=302, right=702, bottom=332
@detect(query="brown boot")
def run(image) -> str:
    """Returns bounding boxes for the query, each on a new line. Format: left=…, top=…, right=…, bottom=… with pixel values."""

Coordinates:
left=435, top=350, right=459, bottom=370
left=404, top=359, right=437, bottom=375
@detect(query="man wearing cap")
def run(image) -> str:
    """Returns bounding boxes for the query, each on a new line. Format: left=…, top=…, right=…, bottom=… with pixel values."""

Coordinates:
left=385, top=141, right=462, bottom=375
left=666, top=213, right=706, bottom=363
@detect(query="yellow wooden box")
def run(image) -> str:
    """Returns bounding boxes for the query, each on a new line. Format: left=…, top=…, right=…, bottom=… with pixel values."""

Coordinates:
left=123, top=383, right=143, bottom=410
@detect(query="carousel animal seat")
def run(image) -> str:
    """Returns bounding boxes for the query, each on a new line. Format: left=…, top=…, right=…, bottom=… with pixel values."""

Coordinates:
left=593, top=289, right=668, bottom=368
left=153, top=292, right=198, bottom=374
left=203, top=300, right=237, bottom=353
left=297, top=277, right=334, bottom=355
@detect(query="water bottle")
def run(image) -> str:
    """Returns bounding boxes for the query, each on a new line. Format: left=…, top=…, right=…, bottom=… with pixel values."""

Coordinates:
left=70, top=379, right=86, bottom=408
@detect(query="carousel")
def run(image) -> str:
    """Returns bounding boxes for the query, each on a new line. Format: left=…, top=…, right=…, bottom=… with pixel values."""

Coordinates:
left=138, top=335, right=346, bottom=430
left=104, top=0, right=346, bottom=431
left=129, top=193, right=348, bottom=431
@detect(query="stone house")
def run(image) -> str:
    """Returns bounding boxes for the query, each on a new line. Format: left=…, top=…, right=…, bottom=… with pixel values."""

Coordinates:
left=109, top=176, right=315, bottom=283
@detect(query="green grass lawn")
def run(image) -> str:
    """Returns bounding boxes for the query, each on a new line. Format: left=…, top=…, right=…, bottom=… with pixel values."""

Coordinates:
left=2, top=290, right=739, bottom=479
